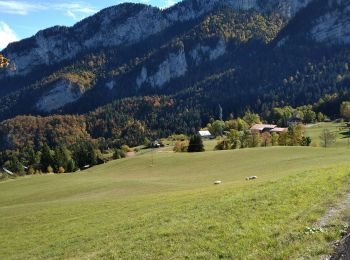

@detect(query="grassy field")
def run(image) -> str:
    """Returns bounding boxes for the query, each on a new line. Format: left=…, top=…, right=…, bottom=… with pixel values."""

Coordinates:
left=1, top=123, right=350, bottom=259
left=305, top=121, right=350, bottom=148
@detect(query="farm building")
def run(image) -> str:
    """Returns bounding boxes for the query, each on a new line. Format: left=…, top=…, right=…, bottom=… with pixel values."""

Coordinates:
left=287, top=117, right=303, bottom=126
left=250, top=124, right=277, bottom=133
left=270, top=127, right=287, bottom=134
left=198, top=130, right=214, bottom=139
left=250, top=124, right=287, bottom=134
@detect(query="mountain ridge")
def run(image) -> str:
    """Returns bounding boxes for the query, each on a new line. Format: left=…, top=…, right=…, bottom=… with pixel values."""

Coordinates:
left=0, top=0, right=349, bottom=131
left=0, top=8, right=286, bottom=119
left=1, top=0, right=310, bottom=79
left=274, top=0, right=350, bottom=47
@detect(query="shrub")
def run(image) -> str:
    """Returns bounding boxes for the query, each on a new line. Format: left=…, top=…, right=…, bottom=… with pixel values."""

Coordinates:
left=27, top=167, right=35, bottom=175
left=121, top=145, right=132, bottom=153
left=301, top=136, right=312, bottom=146
left=215, top=140, right=230, bottom=150
left=232, top=140, right=241, bottom=149
left=113, top=149, right=126, bottom=159
left=47, top=165, right=54, bottom=173
left=173, top=140, right=189, bottom=152
left=58, top=166, right=65, bottom=174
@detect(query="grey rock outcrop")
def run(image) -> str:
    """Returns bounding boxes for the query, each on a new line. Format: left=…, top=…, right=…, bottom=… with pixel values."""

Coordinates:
left=1, top=0, right=312, bottom=79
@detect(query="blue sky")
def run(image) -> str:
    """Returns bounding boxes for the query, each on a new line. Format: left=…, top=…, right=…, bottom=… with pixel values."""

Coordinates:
left=0, top=0, right=180, bottom=50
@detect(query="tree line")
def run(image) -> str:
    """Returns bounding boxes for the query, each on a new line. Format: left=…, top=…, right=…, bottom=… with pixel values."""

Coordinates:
left=0, top=140, right=100, bottom=176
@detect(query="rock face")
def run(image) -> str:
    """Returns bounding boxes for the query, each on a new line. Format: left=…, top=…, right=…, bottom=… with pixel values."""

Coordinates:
left=190, top=39, right=227, bottom=65
left=1, top=0, right=312, bottom=79
left=82, top=5, right=170, bottom=48
left=275, top=0, right=350, bottom=46
left=261, top=0, right=311, bottom=18
left=310, top=1, right=350, bottom=44
left=166, top=0, right=311, bottom=21
left=36, top=79, right=85, bottom=112
left=330, top=232, right=350, bottom=259
left=135, top=39, right=227, bottom=89
left=136, top=46, right=188, bottom=88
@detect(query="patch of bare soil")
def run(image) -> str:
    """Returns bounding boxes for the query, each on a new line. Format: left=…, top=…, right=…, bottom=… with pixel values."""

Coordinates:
left=317, top=193, right=350, bottom=260
left=330, top=231, right=350, bottom=260
left=316, top=193, right=350, bottom=228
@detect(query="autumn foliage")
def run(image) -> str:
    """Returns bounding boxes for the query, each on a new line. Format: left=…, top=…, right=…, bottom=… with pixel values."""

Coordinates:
left=0, top=54, right=9, bottom=69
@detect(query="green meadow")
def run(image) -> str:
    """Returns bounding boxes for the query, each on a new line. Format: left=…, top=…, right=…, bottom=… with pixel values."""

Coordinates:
left=1, top=123, right=350, bottom=259
left=305, top=122, right=350, bottom=148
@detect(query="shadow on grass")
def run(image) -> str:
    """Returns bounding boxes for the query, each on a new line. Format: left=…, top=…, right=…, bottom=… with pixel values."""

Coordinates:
left=339, top=128, right=350, bottom=139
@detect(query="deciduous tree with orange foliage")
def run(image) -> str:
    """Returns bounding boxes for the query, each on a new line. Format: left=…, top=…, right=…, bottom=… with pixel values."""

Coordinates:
left=0, top=54, right=9, bottom=68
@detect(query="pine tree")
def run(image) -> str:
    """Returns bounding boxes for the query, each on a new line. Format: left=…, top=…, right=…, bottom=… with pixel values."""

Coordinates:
left=54, top=145, right=71, bottom=171
left=40, top=144, right=55, bottom=172
left=66, top=159, right=76, bottom=172
left=71, top=141, right=98, bottom=168
left=187, top=135, right=204, bottom=152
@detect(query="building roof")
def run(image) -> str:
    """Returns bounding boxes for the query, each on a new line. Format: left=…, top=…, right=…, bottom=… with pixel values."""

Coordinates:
left=288, top=117, right=302, bottom=122
left=270, top=127, right=287, bottom=133
left=198, top=130, right=212, bottom=136
left=250, top=124, right=277, bottom=131
left=3, top=167, right=14, bottom=175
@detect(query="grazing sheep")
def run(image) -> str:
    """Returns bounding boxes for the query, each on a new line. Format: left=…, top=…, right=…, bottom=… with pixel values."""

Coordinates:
left=245, top=176, right=258, bottom=181
left=214, top=181, right=222, bottom=185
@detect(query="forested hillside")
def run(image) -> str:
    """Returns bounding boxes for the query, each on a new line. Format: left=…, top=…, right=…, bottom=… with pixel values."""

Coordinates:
left=0, top=0, right=350, bottom=171
left=0, top=9, right=286, bottom=120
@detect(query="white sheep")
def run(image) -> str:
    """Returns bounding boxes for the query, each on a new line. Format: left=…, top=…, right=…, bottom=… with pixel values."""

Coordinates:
left=214, top=180, right=222, bottom=185
left=245, top=176, right=258, bottom=181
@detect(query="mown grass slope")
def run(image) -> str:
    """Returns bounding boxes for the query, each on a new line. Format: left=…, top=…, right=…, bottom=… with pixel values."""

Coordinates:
left=305, top=122, right=350, bottom=148
left=1, top=144, right=350, bottom=259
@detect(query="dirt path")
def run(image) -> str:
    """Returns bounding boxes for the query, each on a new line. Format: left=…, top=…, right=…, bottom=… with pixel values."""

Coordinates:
left=315, top=193, right=350, bottom=228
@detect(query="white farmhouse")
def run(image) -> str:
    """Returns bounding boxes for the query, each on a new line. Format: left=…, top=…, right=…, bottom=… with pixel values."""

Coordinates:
left=198, top=130, right=214, bottom=139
